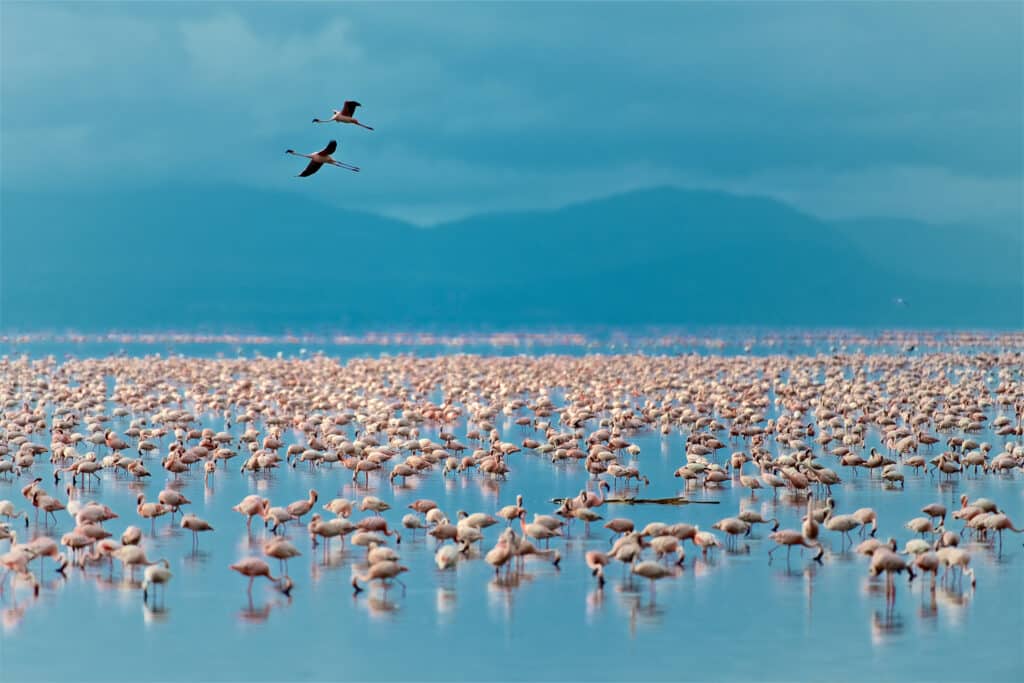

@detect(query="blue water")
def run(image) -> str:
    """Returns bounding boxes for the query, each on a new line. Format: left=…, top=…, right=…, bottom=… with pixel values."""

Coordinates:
left=1, top=340, right=1022, bottom=682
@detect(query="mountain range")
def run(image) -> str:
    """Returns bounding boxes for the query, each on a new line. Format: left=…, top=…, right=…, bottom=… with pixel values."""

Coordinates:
left=1, top=186, right=1020, bottom=330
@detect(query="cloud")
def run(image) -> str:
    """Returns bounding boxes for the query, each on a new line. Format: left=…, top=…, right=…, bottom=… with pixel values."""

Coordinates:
left=1, top=2, right=1021, bottom=228
left=179, top=14, right=361, bottom=86
left=0, top=5, right=163, bottom=90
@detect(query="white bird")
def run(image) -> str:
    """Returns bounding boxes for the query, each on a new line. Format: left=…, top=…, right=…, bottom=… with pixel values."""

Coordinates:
left=142, top=559, right=172, bottom=606
left=435, top=543, right=463, bottom=570
left=312, top=100, right=374, bottom=130
left=286, top=140, right=359, bottom=177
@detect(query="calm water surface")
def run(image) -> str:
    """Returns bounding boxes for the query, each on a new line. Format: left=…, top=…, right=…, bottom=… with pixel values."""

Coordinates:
left=1, top=341, right=1022, bottom=682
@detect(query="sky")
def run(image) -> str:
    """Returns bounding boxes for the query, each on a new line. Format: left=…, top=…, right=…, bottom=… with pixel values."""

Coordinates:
left=1, top=1, right=1021, bottom=226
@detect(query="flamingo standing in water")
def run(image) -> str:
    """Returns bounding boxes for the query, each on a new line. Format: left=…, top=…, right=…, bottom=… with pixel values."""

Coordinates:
left=351, top=561, right=408, bottom=594
left=180, top=513, right=214, bottom=551
left=0, top=500, right=29, bottom=528
left=142, top=560, right=172, bottom=607
left=312, top=100, right=374, bottom=130
left=631, top=561, right=677, bottom=601
left=767, top=529, right=824, bottom=563
left=230, top=557, right=290, bottom=596
left=286, top=140, right=359, bottom=176
left=868, top=547, right=915, bottom=603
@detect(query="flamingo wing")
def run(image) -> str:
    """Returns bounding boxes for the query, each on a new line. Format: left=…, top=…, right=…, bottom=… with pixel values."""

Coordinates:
left=340, top=100, right=360, bottom=117
left=298, top=160, right=324, bottom=177
left=318, top=140, right=338, bottom=156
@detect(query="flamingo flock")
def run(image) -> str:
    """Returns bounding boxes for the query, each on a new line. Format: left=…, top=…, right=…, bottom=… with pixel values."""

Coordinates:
left=0, top=333, right=1022, bottom=629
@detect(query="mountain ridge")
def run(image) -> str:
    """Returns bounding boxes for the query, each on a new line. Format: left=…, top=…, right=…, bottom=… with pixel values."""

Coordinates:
left=1, top=185, right=1020, bottom=330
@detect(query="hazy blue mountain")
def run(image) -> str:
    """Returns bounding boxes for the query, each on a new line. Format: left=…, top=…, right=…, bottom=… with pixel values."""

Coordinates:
left=2, top=186, right=1020, bottom=330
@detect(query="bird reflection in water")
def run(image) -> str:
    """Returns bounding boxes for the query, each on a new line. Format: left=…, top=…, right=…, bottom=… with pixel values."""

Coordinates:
left=486, top=570, right=534, bottom=621
left=2, top=603, right=30, bottom=633
left=935, top=585, right=973, bottom=627
left=238, top=592, right=292, bottom=623
left=477, top=477, right=502, bottom=500
left=184, top=549, right=210, bottom=565
left=862, top=576, right=888, bottom=599
left=435, top=586, right=456, bottom=623
left=871, top=607, right=905, bottom=644
left=800, top=560, right=818, bottom=622
left=611, top=584, right=665, bottom=638
left=918, top=586, right=938, bottom=621
left=142, top=602, right=171, bottom=624
left=352, top=592, right=400, bottom=619
left=630, top=600, right=665, bottom=630
left=585, top=585, right=605, bottom=624
left=724, top=542, right=752, bottom=556
left=0, top=572, right=38, bottom=607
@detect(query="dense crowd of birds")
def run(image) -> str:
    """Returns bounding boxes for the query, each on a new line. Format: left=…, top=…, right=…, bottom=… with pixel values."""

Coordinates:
left=1, top=343, right=1023, bottom=620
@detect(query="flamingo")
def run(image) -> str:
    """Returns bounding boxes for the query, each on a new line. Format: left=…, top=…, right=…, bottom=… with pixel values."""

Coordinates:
left=585, top=550, right=611, bottom=586
left=233, top=495, right=267, bottom=533
left=868, top=548, right=915, bottom=602
left=519, top=511, right=561, bottom=548
left=484, top=537, right=516, bottom=576
left=157, top=489, right=191, bottom=518
left=180, top=513, right=214, bottom=550
left=142, top=560, right=172, bottom=607
left=435, top=543, right=464, bottom=570
left=286, top=489, right=318, bottom=524
left=308, top=514, right=355, bottom=558
left=822, top=498, right=863, bottom=548
left=230, top=557, right=290, bottom=596
left=0, top=500, right=29, bottom=528
left=497, top=494, right=525, bottom=525
left=767, top=529, right=824, bottom=563
left=312, top=100, right=374, bottom=129
left=121, top=526, right=143, bottom=546
left=286, top=140, right=359, bottom=177
left=263, top=537, right=302, bottom=576
left=631, top=561, right=677, bottom=601
left=351, top=561, right=408, bottom=594
left=983, top=513, right=1024, bottom=548
left=114, top=545, right=163, bottom=582
left=136, top=494, right=170, bottom=534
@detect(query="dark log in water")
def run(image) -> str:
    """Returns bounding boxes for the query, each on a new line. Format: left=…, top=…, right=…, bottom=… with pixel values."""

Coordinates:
left=549, top=496, right=719, bottom=506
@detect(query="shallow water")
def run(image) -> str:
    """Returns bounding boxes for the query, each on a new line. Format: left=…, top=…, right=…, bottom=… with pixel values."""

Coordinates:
left=1, top=341, right=1022, bottom=683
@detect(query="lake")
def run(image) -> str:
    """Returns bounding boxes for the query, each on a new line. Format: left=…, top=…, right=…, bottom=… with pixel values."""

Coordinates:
left=1, top=332, right=1022, bottom=682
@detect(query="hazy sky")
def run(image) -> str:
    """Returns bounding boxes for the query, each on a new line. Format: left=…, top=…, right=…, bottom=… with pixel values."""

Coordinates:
left=2, top=1, right=1021, bottom=225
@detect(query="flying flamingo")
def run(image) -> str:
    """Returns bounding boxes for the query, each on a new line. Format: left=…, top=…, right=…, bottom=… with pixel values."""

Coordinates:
left=312, top=100, right=374, bottom=130
left=285, top=140, right=359, bottom=177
